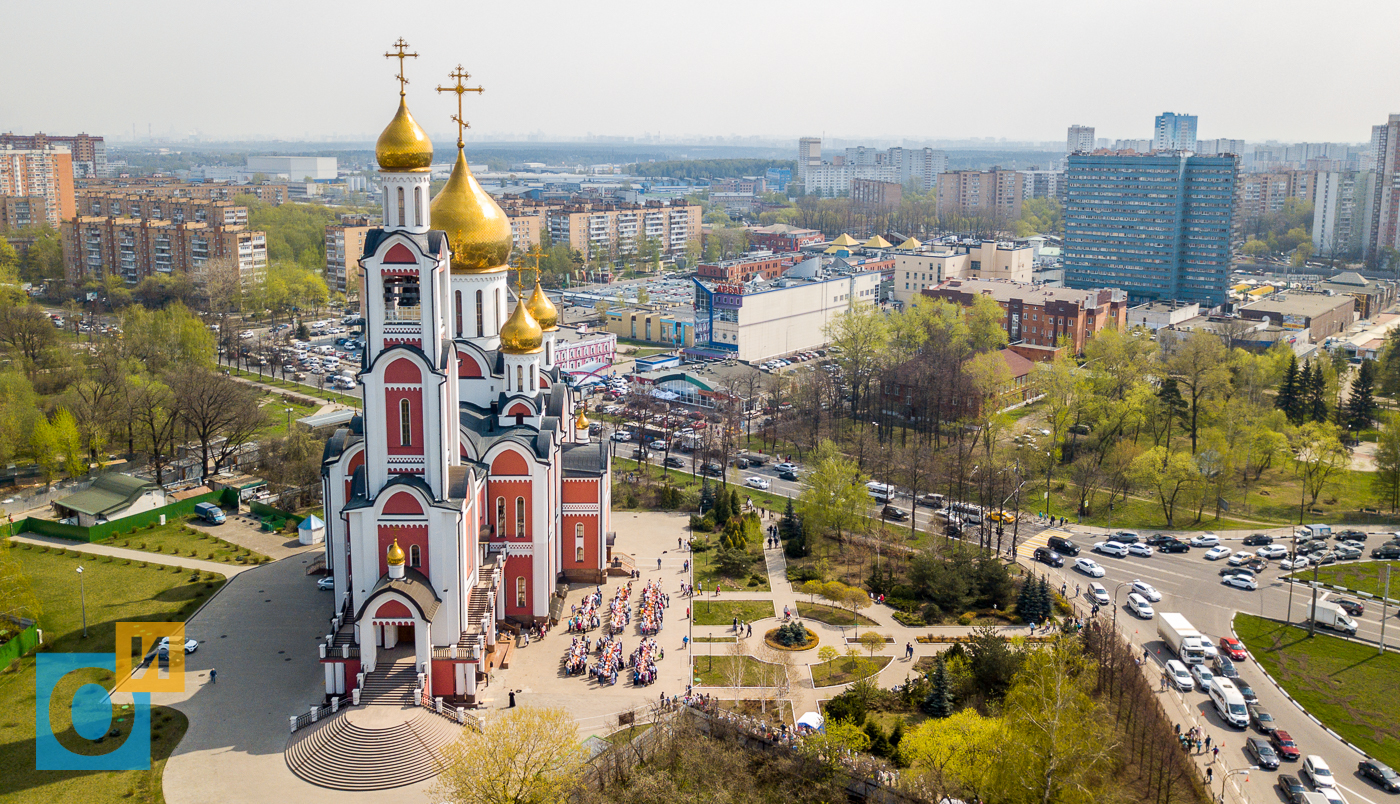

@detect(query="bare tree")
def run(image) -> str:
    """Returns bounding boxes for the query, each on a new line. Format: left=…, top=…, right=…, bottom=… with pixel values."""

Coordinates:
left=170, top=367, right=268, bottom=478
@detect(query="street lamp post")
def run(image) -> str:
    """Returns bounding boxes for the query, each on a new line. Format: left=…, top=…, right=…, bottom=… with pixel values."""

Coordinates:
left=1218, top=765, right=1257, bottom=804
left=76, top=566, right=87, bottom=638
left=285, top=407, right=294, bottom=432
left=1044, top=451, right=1054, bottom=520
left=1111, top=580, right=1132, bottom=634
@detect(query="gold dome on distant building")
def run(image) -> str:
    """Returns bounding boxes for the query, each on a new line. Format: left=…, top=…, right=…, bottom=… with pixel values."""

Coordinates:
left=430, top=148, right=513, bottom=273
left=375, top=98, right=434, bottom=172
left=526, top=281, right=558, bottom=331
left=386, top=539, right=406, bottom=566
left=499, top=293, right=543, bottom=354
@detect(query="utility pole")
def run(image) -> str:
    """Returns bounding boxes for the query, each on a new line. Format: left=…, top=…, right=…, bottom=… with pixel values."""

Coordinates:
left=1308, top=558, right=1321, bottom=638
left=1381, top=564, right=1391, bottom=655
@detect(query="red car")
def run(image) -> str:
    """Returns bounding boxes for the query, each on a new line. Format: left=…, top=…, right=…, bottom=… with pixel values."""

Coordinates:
left=1219, top=636, right=1247, bottom=661
left=1271, top=730, right=1301, bottom=761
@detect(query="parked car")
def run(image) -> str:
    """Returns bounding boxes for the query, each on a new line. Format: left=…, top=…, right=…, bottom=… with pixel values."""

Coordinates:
left=774, top=462, right=797, bottom=473
left=1278, top=774, right=1308, bottom=804
left=1214, top=654, right=1239, bottom=679
left=1204, top=546, right=1231, bottom=560
left=1303, top=756, right=1336, bottom=789
left=1094, top=541, right=1129, bottom=558
left=1088, top=582, right=1111, bottom=606
left=1247, top=737, right=1281, bottom=770
left=1190, top=533, right=1221, bottom=547
left=1131, top=580, right=1162, bottom=602
left=1334, top=545, right=1362, bottom=561
left=1271, top=730, right=1301, bottom=761
left=1248, top=703, right=1277, bottom=733
left=1165, top=659, right=1194, bottom=691
left=1218, top=637, right=1247, bottom=661
left=1048, top=536, right=1079, bottom=556
left=1033, top=548, right=1064, bottom=568
left=880, top=506, right=910, bottom=522
left=744, top=476, right=771, bottom=490
left=777, top=468, right=798, bottom=481
left=317, top=576, right=335, bottom=591
left=1190, top=663, right=1215, bottom=691
left=1125, top=543, right=1151, bottom=557
left=157, top=636, right=199, bottom=656
left=701, top=462, right=724, bottom=477
left=1074, top=558, right=1105, bottom=577
left=1372, top=544, right=1400, bottom=559
left=1237, top=682, right=1258, bottom=705
left=1110, top=530, right=1141, bottom=545
left=1257, top=544, right=1289, bottom=559
left=663, top=456, right=685, bottom=468
left=1358, top=759, right=1400, bottom=792
left=1279, top=556, right=1307, bottom=570
left=1126, top=592, right=1154, bottom=619
left=1227, top=551, right=1251, bottom=565
left=1243, top=533, right=1273, bottom=546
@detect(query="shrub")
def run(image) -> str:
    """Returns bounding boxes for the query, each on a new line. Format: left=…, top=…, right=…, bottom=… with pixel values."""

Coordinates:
left=957, top=612, right=975, bottom=626
left=786, top=564, right=824, bottom=583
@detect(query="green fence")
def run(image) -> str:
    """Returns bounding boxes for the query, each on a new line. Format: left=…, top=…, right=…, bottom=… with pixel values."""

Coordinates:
left=14, top=491, right=223, bottom=543
left=0, top=621, right=40, bottom=666
left=247, top=499, right=303, bottom=532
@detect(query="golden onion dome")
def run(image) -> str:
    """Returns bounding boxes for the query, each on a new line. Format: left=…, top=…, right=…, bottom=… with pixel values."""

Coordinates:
left=526, top=281, right=558, bottom=330
left=430, top=148, right=513, bottom=273
left=375, top=98, right=434, bottom=172
left=385, top=539, right=406, bottom=567
left=574, top=405, right=589, bottom=431
left=499, top=294, right=543, bottom=354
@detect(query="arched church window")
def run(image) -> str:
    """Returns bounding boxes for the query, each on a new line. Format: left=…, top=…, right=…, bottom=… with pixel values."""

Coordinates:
left=575, top=522, right=584, bottom=539
left=409, top=544, right=421, bottom=567
left=454, top=291, right=463, bottom=337
left=530, top=364, right=536, bottom=390
left=496, top=497, right=505, bottom=535
left=475, top=290, right=484, bottom=337
left=516, top=365, right=524, bottom=392
left=399, top=398, right=411, bottom=445
left=516, top=576, right=526, bottom=608
left=515, top=497, right=525, bottom=537
left=396, top=186, right=405, bottom=227
left=576, top=546, right=584, bottom=563
left=413, top=186, right=423, bottom=226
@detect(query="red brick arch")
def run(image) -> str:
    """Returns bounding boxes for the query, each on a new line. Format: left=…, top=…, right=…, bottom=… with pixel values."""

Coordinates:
left=383, top=492, right=423, bottom=515
left=385, top=358, right=422, bottom=384
left=383, top=243, right=416, bottom=263
left=491, top=450, right=529, bottom=476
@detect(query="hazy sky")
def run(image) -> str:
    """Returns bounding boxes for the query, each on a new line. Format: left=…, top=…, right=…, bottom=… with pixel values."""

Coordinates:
left=4, top=0, right=1398, bottom=146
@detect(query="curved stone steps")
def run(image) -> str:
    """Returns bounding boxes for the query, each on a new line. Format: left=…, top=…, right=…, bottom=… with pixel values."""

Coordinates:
left=285, top=709, right=465, bottom=790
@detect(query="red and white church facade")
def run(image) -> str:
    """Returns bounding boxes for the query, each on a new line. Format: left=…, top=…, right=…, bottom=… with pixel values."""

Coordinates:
left=316, top=76, right=611, bottom=705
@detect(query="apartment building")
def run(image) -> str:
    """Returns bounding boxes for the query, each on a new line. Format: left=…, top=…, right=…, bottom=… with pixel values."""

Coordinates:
left=746, top=223, right=824, bottom=252
left=76, top=190, right=248, bottom=227
left=1239, top=171, right=1314, bottom=220
left=63, top=216, right=266, bottom=286
left=797, top=138, right=947, bottom=194
left=936, top=169, right=1025, bottom=221
left=324, top=215, right=374, bottom=297
left=507, top=210, right=543, bottom=251
left=77, top=177, right=289, bottom=206
left=1366, top=114, right=1400, bottom=262
left=544, top=199, right=699, bottom=261
left=1153, top=112, right=1198, bottom=152
left=1067, top=125, right=1095, bottom=154
left=851, top=179, right=903, bottom=210
left=0, top=146, right=75, bottom=229
left=892, top=241, right=1034, bottom=305
left=695, top=251, right=789, bottom=283
left=0, top=132, right=105, bottom=178
left=922, top=278, right=1128, bottom=354
left=1063, top=151, right=1239, bottom=305
left=1312, top=171, right=1373, bottom=257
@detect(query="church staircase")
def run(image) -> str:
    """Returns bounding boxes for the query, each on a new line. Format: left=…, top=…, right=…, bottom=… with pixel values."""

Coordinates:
left=358, top=653, right=418, bottom=707
left=284, top=708, right=463, bottom=790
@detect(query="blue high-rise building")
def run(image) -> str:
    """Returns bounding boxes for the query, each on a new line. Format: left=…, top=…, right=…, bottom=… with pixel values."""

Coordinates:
left=1153, top=112, right=1198, bottom=151
left=1063, top=152, right=1239, bottom=305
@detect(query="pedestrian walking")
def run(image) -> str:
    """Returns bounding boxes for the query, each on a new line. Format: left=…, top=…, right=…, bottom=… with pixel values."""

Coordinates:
left=733, top=616, right=739, bottom=631
left=1206, top=767, right=1213, bottom=784
left=906, top=642, right=913, bottom=660
left=657, top=557, right=662, bottom=570
left=678, top=538, right=682, bottom=549
left=1211, top=746, right=1219, bottom=761
left=1174, top=723, right=1181, bottom=736
left=509, top=690, right=516, bottom=708
left=746, top=622, right=752, bottom=638
left=210, top=669, right=217, bottom=685
left=1205, top=735, right=1211, bottom=750
left=686, top=606, right=690, bottom=619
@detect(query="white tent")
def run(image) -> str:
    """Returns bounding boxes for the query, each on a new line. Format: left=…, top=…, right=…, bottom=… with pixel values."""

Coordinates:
left=796, top=711, right=824, bottom=732
left=298, top=514, right=325, bottom=545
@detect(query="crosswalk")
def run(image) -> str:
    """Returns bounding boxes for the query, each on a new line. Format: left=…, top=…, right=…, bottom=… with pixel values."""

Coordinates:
left=1015, top=527, right=1073, bottom=560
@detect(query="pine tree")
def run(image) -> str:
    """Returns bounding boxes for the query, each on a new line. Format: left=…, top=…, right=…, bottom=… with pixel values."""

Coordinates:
left=779, top=496, right=797, bottom=537
left=731, top=488, right=742, bottom=517
left=889, top=718, right=905, bottom=748
left=1347, top=359, right=1379, bottom=432
left=1036, top=575, right=1054, bottom=624
left=1016, top=573, right=1036, bottom=623
left=1277, top=354, right=1302, bottom=425
left=1308, top=360, right=1329, bottom=423
left=922, top=657, right=953, bottom=718
left=1157, top=378, right=1189, bottom=449
left=700, top=477, right=715, bottom=514
left=713, top=484, right=731, bottom=523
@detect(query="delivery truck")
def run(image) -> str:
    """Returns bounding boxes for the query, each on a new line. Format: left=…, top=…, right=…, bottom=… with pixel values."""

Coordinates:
left=1305, top=600, right=1358, bottom=635
left=1157, top=612, right=1208, bottom=665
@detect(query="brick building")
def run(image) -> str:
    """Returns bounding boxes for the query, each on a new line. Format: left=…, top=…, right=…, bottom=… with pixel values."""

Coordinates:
left=63, top=217, right=265, bottom=286
left=695, top=251, right=790, bottom=282
left=851, top=178, right=902, bottom=210
left=936, top=169, right=1025, bottom=221
left=1, top=132, right=105, bottom=177
left=923, top=278, right=1128, bottom=355
left=746, top=223, right=824, bottom=252
left=1237, top=291, right=1355, bottom=342
left=325, top=215, right=375, bottom=297
left=0, top=146, right=75, bottom=229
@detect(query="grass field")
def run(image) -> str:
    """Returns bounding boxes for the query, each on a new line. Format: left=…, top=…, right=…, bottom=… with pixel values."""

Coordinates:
left=611, top=458, right=793, bottom=514
left=692, top=542, right=770, bottom=593
left=691, top=654, right=787, bottom=687
left=692, top=598, right=776, bottom=626
left=1234, top=614, right=1400, bottom=769
left=99, top=519, right=268, bottom=565
left=0, top=543, right=226, bottom=804
left=226, top=366, right=361, bottom=407
left=795, top=601, right=880, bottom=627
left=1292, top=561, right=1400, bottom=599
left=811, top=655, right=892, bottom=687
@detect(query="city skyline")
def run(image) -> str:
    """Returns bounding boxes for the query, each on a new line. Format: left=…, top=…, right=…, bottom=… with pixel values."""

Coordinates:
left=4, top=0, right=1399, bottom=145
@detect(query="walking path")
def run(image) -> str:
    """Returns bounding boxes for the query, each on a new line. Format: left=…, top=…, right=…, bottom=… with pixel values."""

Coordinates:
left=10, top=533, right=257, bottom=577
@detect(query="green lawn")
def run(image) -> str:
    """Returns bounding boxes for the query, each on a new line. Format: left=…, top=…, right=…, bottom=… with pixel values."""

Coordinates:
left=0, top=543, right=226, bottom=804
left=691, top=654, right=784, bottom=687
left=692, top=636, right=736, bottom=643
left=1291, top=561, right=1400, bottom=599
left=811, top=656, right=892, bottom=687
left=98, top=519, right=268, bottom=565
left=1234, top=614, right=1400, bottom=768
left=692, top=542, right=770, bottom=592
left=611, top=459, right=793, bottom=514
left=692, top=598, right=776, bottom=626
left=256, top=396, right=322, bottom=439
left=226, top=366, right=360, bottom=407
left=795, top=601, right=880, bottom=627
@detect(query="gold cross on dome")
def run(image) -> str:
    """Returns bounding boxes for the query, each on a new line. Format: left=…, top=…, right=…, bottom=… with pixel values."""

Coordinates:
left=525, top=245, right=544, bottom=283
left=385, top=38, right=418, bottom=97
left=436, top=65, right=485, bottom=149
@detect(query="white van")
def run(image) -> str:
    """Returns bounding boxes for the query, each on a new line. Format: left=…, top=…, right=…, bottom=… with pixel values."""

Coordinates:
left=949, top=501, right=984, bottom=522
left=866, top=481, right=894, bottom=501
left=1126, top=593, right=1154, bottom=619
left=1301, top=524, right=1332, bottom=539
left=1208, top=678, right=1249, bottom=728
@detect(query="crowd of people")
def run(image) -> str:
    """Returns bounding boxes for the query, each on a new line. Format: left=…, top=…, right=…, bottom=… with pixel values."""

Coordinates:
left=636, top=580, right=668, bottom=635
left=630, top=637, right=663, bottom=685
left=607, top=586, right=632, bottom=635
left=564, top=635, right=592, bottom=675
left=566, top=589, right=603, bottom=633
left=593, top=636, right=626, bottom=685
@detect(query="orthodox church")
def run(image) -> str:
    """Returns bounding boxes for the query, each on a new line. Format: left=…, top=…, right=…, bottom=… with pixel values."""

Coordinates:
left=316, top=53, right=611, bottom=705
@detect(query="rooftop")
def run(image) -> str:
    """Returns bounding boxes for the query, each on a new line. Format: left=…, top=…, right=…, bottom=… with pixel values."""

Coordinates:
left=1240, top=292, right=1355, bottom=318
left=54, top=474, right=160, bottom=517
left=929, top=278, right=1125, bottom=307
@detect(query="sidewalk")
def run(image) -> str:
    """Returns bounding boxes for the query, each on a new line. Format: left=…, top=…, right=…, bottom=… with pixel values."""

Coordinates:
left=10, top=533, right=256, bottom=577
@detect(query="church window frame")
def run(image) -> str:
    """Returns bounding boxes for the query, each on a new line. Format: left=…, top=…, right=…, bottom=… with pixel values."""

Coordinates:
left=454, top=291, right=463, bottom=336
left=516, top=365, right=524, bottom=392
left=396, top=186, right=405, bottom=227
left=576, top=546, right=585, bottom=563
left=495, top=497, right=505, bottom=536
left=409, top=544, right=421, bottom=568
left=475, top=290, right=484, bottom=337
left=515, top=497, right=525, bottom=537
left=516, top=576, right=526, bottom=608
left=413, top=186, right=423, bottom=226
left=398, top=398, right=411, bottom=446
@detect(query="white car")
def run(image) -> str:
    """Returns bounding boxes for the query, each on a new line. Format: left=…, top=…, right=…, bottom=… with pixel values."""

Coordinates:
left=1318, top=787, right=1347, bottom=804
left=1204, top=546, right=1231, bottom=560
left=1130, top=579, right=1162, bottom=602
left=744, top=476, right=770, bottom=490
left=1093, top=541, right=1129, bottom=557
left=774, top=462, right=797, bottom=473
left=1127, top=543, right=1154, bottom=558
left=317, top=576, right=335, bottom=590
left=1088, top=582, right=1111, bottom=606
left=1189, top=533, right=1220, bottom=547
left=1303, top=755, right=1336, bottom=789
left=1190, top=663, right=1215, bottom=690
left=1165, top=659, right=1194, bottom=692
left=1126, top=592, right=1154, bottom=619
left=612, top=431, right=632, bottom=442
left=1257, top=545, right=1288, bottom=560
left=1222, top=574, right=1258, bottom=591
left=649, top=440, right=667, bottom=451
left=1278, top=556, right=1306, bottom=570
left=157, top=637, right=199, bottom=656
left=1074, top=557, right=1105, bottom=577
left=1227, top=551, right=1253, bottom=566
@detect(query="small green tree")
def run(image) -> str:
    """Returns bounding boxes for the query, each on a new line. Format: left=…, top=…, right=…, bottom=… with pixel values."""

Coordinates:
left=923, top=656, right=954, bottom=718
left=860, top=630, right=886, bottom=658
left=818, top=645, right=839, bottom=665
